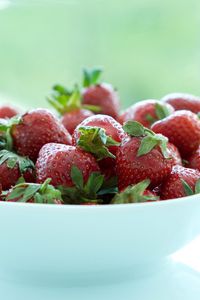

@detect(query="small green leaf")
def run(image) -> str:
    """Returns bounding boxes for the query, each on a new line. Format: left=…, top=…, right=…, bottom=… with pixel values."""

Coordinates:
left=123, top=121, right=145, bottom=137
left=53, top=84, right=72, bottom=96
left=111, top=179, right=158, bottom=204
left=152, top=134, right=170, bottom=159
left=83, top=68, right=102, bottom=87
left=71, top=165, right=84, bottom=190
left=6, top=187, right=26, bottom=201
left=82, top=104, right=102, bottom=113
left=0, top=150, right=35, bottom=173
left=181, top=179, right=194, bottom=196
left=137, top=136, right=158, bottom=157
left=84, top=172, right=104, bottom=197
left=155, top=103, right=171, bottom=120
left=195, top=179, right=200, bottom=194
left=21, top=185, right=41, bottom=202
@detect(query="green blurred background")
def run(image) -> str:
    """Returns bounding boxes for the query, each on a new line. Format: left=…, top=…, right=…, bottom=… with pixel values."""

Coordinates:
left=0, top=0, right=200, bottom=110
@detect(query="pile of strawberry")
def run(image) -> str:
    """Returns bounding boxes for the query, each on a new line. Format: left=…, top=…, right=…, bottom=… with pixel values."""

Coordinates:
left=0, top=68, right=200, bottom=205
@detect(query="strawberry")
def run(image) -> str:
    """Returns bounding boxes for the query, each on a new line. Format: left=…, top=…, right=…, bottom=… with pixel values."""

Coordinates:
left=160, top=165, right=200, bottom=200
left=6, top=179, right=63, bottom=204
left=47, top=85, right=96, bottom=134
left=0, top=109, right=72, bottom=162
left=72, top=115, right=126, bottom=179
left=119, top=100, right=174, bottom=128
left=111, top=179, right=159, bottom=204
left=82, top=68, right=120, bottom=119
left=188, top=146, right=200, bottom=171
left=0, top=105, right=19, bottom=119
left=36, top=143, right=105, bottom=204
left=167, top=143, right=182, bottom=166
left=73, top=114, right=126, bottom=156
left=116, top=121, right=174, bottom=191
left=151, top=110, right=200, bottom=158
left=162, top=93, right=200, bottom=113
left=0, top=149, right=35, bottom=190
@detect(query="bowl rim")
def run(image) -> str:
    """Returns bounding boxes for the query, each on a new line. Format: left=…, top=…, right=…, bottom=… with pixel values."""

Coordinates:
left=0, top=193, right=199, bottom=211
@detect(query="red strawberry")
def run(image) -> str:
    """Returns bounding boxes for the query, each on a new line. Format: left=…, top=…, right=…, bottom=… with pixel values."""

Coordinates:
left=188, top=146, right=200, bottom=171
left=162, top=93, right=200, bottom=113
left=72, top=115, right=126, bottom=179
left=73, top=114, right=126, bottom=156
left=61, top=109, right=94, bottom=135
left=151, top=110, right=200, bottom=158
left=0, top=150, right=35, bottom=190
left=6, top=179, right=63, bottom=204
left=167, top=143, right=182, bottom=166
left=119, top=100, right=174, bottom=128
left=36, top=143, right=104, bottom=204
left=116, top=121, right=175, bottom=191
left=0, top=105, right=19, bottom=119
left=0, top=109, right=72, bottom=162
left=111, top=179, right=159, bottom=204
left=82, top=68, right=120, bottom=119
left=47, top=85, right=95, bottom=134
left=161, top=165, right=200, bottom=200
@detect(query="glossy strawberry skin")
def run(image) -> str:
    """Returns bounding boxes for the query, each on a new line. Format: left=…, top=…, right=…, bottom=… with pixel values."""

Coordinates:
left=167, top=143, right=182, bottom=166
left=188, top=146, right=200, bottom=171
left=82, top=83, right=120, bottom=119
left=11, top=109, right=72, bottom=162
left=36, top=143, right=100, bottom=187
left=72, top=114, right=126, bottom=155
left=0, top=163, right=34, bottom=190
left=162, top=93, right=200, bottom=113
left=61, top=109, right=94, bottom=135
left=161, top=165, right=200, bottom=200
left=119, top=100, right=174, bottom=128
left=116, top=137, right=174, bottom=191
left=0, top=106, right=19, bottom=119
left=151, top=110, right=200, bottom=158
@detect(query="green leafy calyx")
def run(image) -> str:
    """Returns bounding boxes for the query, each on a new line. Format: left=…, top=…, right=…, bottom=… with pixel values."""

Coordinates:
left=58, top=165, right=104, bottom=204
left=48, top=84, right=101, bottom=115
left=6, top=179, right=63, bottom=204
left=77, top=126, right=120, bottom=160
left=112, top=179, right=159, bottom=204
left=0, top=116, right=21, bottom=151
left=0, top=149, right=35, bottom=174
left=123, top=121, right=169, bottom=158
left=83, top=67, right=102, bottom=88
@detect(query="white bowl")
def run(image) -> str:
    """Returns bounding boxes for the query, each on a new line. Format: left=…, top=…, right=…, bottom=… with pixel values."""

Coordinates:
left=0, top=195, right=200, bottom=286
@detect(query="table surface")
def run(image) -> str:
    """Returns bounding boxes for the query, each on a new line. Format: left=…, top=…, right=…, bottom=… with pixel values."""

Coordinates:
left=1, top=236, right=200, bottom=300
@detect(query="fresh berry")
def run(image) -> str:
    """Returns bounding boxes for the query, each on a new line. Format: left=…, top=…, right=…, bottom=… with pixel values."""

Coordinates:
left=162, top=93, right=200, bottom=113
left=167, top=143, right=182, bottom=166
left=47, top=86, right=95, bottom=134
left=0, top=149, right=35, bottom=190
left=61, top=109, right=94, bottom=135
left=72, top=115, right=126, bottom=179
left=116, top=121, right=174, bottom=191
left=161, top=165, right=200, bottom=200
left=151, top=110, right=200, bottom=158
left=111, top=179, right=159, bottom=204
left=188, top=146, right=200, bottom=171
left=73, top=114, right=126, bottom=157
left=0, top=105, right=19, bottom=119
left=6, top=179, right=63, bottom=204
left=119, top=100, right=174, bottom=128
left=82, top=68, right=120, bottom=119
left=0, top=109, right=72, bottom=162
left=36, top=143, right=104, bottom=204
